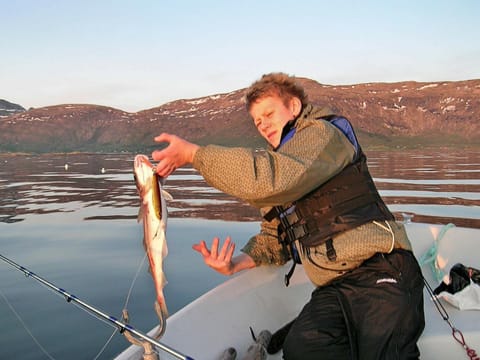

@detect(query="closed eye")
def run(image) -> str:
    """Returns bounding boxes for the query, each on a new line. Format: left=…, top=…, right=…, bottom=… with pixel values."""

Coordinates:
left=254, top=111, right=274, bottom=128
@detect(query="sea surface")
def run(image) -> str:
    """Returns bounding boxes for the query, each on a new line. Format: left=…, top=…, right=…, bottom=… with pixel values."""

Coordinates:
left=0, top=150, right=479, bottom=360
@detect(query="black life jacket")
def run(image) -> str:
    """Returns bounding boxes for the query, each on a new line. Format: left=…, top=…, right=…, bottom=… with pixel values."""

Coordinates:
left=264, top=115, right=394, bottom=276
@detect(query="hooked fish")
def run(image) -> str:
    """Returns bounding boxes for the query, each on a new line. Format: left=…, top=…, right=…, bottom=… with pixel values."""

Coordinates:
left=133, top=154, right=172, bottom=332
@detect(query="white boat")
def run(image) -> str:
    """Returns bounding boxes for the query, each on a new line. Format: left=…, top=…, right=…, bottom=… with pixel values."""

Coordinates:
left=115, top=222, right=480, bottom=360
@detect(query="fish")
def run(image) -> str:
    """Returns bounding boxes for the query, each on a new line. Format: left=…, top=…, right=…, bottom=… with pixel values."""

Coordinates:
left=133, top=154, right=172, bottom=336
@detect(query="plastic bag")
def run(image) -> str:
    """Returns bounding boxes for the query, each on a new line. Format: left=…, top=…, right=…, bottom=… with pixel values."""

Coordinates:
left=433, top=263, right=480, bottom=310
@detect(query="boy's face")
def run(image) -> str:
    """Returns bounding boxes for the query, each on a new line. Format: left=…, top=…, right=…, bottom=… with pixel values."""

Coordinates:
left=249, top=95, right=298, bottom=148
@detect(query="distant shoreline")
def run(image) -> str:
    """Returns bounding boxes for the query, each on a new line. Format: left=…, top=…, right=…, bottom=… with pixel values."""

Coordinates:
left=1, top=142, right=479, bottom=157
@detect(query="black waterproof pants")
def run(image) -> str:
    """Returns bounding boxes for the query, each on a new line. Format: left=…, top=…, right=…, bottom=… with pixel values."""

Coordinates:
left=282, top=249, right=425, bottom=360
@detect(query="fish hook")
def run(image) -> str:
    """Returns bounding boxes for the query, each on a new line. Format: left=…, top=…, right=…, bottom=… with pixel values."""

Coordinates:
left=121, top=309, right=159, bottom=360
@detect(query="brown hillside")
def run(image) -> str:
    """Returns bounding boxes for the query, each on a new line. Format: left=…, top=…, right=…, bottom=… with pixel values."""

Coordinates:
left=1, top=78, right=479, bottom=153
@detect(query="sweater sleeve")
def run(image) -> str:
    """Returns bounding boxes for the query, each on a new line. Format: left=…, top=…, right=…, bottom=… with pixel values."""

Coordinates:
left=192, top=119, right=355, bottom=208
left=241, top=218, right=290, bottom=266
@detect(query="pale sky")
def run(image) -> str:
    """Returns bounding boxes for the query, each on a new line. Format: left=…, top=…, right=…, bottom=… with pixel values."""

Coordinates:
left=1, top=0, right=479, bottom=112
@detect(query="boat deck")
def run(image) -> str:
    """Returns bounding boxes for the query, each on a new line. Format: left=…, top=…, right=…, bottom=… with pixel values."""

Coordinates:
left=115, top=223, right=480, bottom=360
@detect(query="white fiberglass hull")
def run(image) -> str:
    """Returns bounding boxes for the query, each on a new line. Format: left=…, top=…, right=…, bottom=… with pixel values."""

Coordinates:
left=115, top=222, right=480, bottom=360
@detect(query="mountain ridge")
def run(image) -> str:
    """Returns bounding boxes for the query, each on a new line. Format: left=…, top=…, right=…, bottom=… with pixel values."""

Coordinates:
left=1, top=78, right=479, bottom=153
left=0, top=99, right=26, bottom=117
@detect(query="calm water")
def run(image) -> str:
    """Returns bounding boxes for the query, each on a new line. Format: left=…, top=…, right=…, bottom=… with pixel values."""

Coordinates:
left=0, top=150, right=479, bottom=359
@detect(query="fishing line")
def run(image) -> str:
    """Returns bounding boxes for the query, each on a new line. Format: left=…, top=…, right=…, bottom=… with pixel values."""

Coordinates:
left=0, top=253, right=193, bottom=360
left=93, top=331, right=116, bottom=360
left=2, top=259, right=116, bottom=359
left=1, top=243, right=149, bottom=360
left=2, top=257, right=117, bottom=359
left=92, top=252, right=148, bottom=360
left=123, top=252, right=148, bottom=310
left=0, top=288, right=56, bottom=360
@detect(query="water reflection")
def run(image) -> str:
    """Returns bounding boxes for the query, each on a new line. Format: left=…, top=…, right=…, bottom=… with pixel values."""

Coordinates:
left=0, top=149, right=479, bottom=360
left=367, top=150, right=480, bottom=228
left=0, top=150, right=479, bottom=228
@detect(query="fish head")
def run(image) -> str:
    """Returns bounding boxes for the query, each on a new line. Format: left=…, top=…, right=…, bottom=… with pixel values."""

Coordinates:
left=133, top=154, right=156, bottom=190
left=134, top=154, right=166, bottom=221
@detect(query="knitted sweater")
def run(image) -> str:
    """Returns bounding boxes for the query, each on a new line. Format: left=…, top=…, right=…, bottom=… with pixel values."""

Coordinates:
left=193, top=104, right=412, bottom=286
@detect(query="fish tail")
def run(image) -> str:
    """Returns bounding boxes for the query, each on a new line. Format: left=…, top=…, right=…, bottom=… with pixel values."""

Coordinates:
left=154, top=299, right=169, bottom=339
left=156, top=293, right=168, bottom=316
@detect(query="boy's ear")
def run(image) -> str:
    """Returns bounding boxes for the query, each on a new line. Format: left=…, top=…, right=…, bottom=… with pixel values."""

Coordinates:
left=290, top=97, right=302, bottom=117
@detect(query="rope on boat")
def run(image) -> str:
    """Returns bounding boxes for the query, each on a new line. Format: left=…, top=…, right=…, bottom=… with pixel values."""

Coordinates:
left=419, top=223, right=479, bottom=359
left=418, top=223, right=456, bottom=282
left=424, top=278, right=479, bottom=360
left=0, top=253, right=194, bottom=360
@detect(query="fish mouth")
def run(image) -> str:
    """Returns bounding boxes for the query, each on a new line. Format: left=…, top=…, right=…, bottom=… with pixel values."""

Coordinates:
left=134, top=155, right=155, bottom=187
left=134, top=154, right=149, bottom=166
left=134, top=155, right=156, bottom=172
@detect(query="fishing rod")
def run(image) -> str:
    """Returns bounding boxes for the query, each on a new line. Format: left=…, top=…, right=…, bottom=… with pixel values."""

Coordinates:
left=0, top=253, right=194, bottom=360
